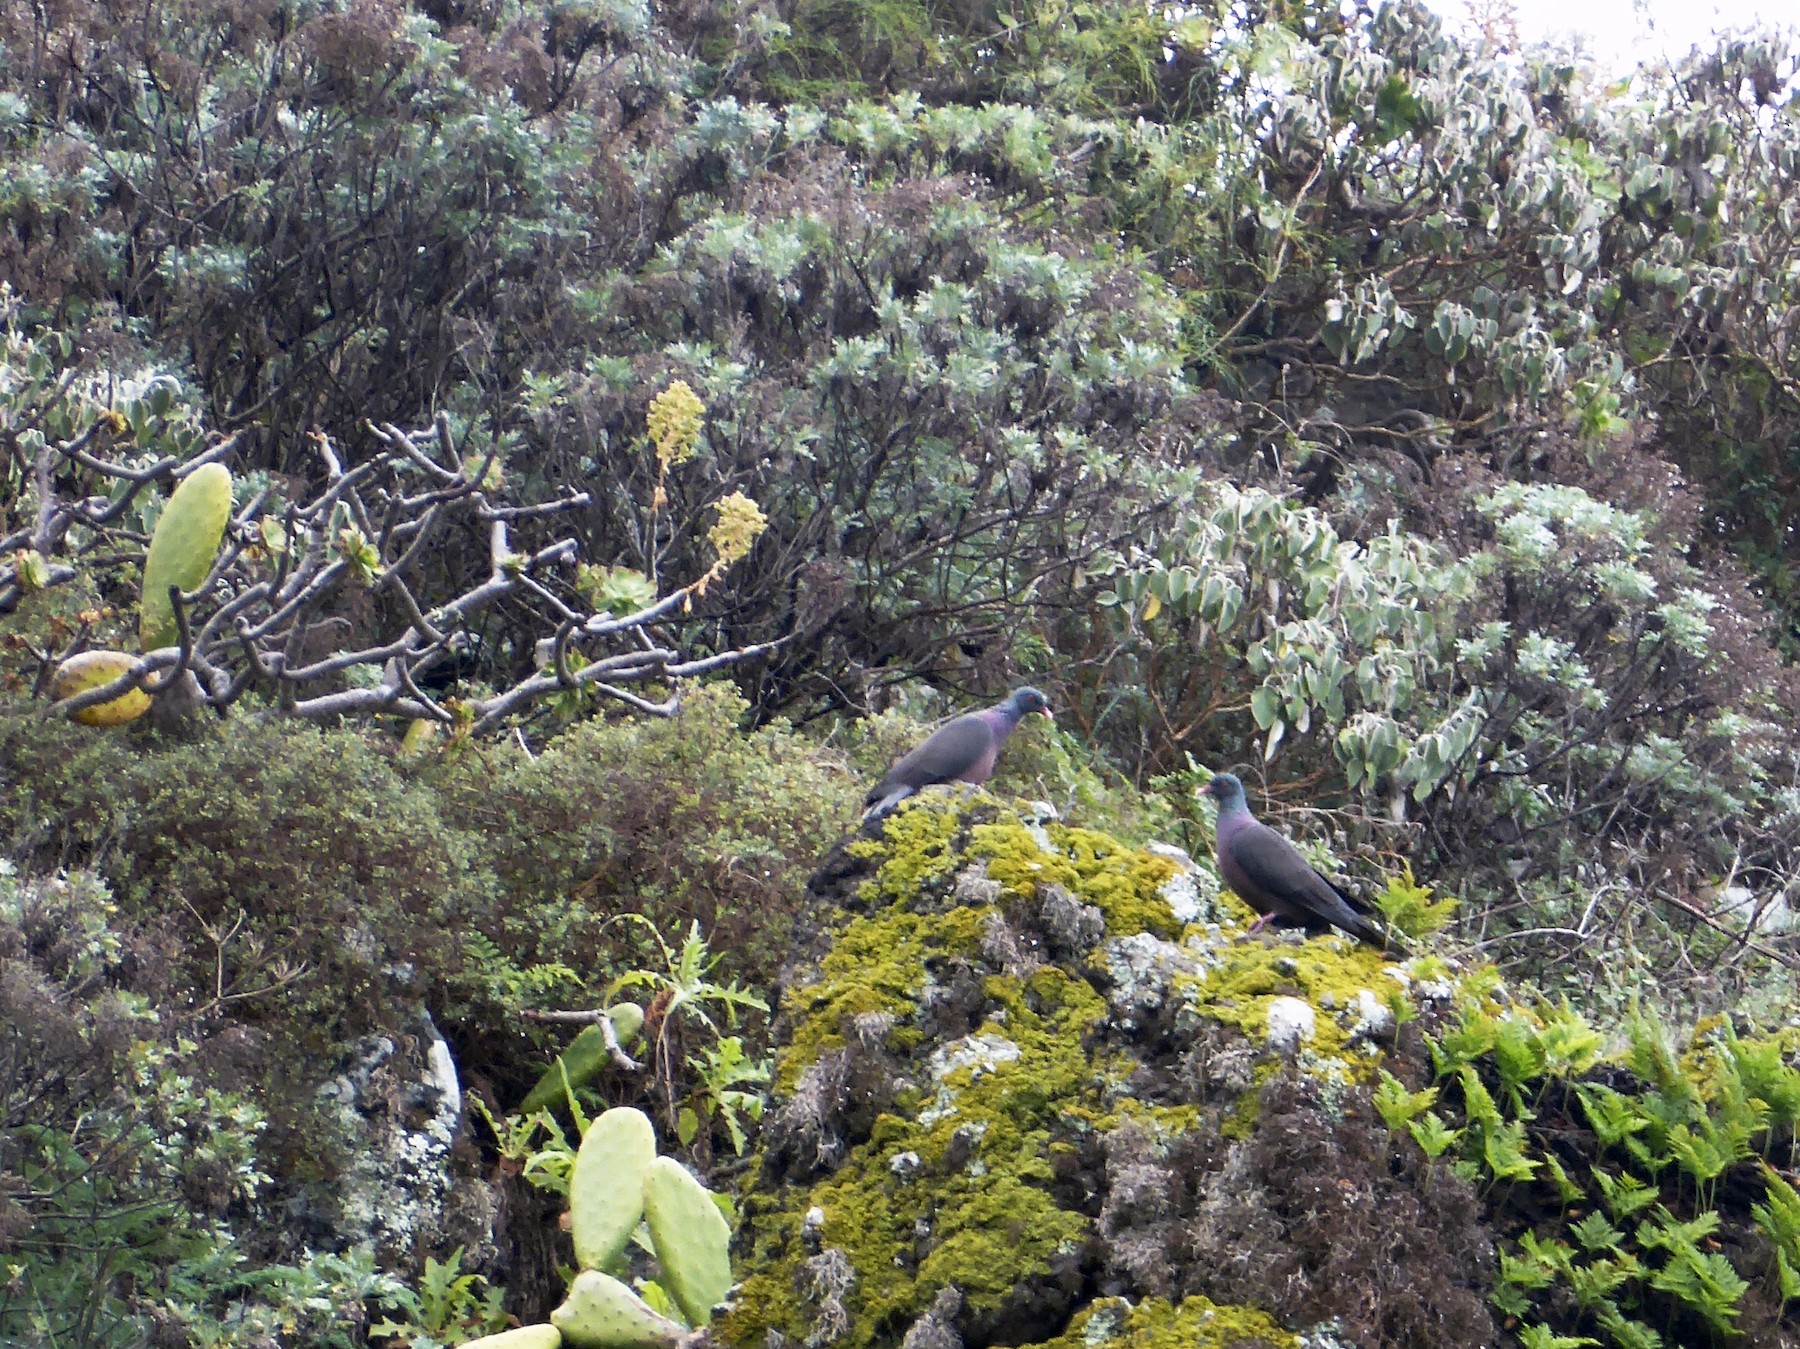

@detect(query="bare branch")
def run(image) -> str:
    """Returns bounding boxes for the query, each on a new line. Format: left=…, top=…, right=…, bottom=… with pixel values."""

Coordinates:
left=17, top=409, right=777, bottom=734
left=521, top=1007, right=644, bottom=1071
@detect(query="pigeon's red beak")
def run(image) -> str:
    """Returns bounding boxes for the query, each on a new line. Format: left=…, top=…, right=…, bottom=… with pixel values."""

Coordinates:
left=1040, top=707, right=1055, bottom=719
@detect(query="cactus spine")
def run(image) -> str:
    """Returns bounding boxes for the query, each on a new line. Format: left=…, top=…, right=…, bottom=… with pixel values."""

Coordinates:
left=139, top=462, right=232, bottom=652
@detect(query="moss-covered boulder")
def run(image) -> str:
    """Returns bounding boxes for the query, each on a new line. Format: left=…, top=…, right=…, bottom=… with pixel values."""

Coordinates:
left=728, top=800, right=1498, bottom=1349
left=728, top=799, right=1800, bottom=1349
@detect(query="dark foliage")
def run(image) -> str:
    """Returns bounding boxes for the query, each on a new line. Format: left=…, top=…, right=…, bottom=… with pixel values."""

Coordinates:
left=1209, top=1074, right=1499, bottom=1348
left=0, top=706, right=487, bottom=1050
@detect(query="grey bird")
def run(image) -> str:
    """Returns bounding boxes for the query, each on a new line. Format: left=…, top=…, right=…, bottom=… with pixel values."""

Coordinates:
left=1203, top=772, right=1388, bottom=948
left=862, top=687, right=1053, bottom=822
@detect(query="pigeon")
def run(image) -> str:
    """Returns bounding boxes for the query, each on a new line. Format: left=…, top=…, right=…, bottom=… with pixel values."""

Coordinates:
left=1203, top=772, right=1388, bottom=948
left=862, top=687, right=1053, bottom=822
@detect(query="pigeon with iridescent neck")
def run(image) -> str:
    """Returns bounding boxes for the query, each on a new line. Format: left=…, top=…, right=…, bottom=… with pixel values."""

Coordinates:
left=1204, top=772, right=1388, bottom=948
left=862, top=687, right=1053, bottom=823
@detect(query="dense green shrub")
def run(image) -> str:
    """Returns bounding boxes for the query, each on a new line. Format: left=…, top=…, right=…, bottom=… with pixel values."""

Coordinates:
left=0, top=681, right=853, bottom=1092
left=436, top=682, right=856, bottom=1005
left=1092, top=432, right=1800, bottom=1011
left=0, top=706, right=491, bottom=1051
left=0, top=684, right=856, bottom=1332
left=0, top=864, right=408, bottom=1348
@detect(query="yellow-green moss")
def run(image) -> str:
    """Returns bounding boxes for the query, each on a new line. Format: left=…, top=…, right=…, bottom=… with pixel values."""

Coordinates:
left=1073, top=1098, right=1209, bottom=1141
left=735, top=954, right=1119, bottom=1346
left=970, top=822, right=1182, bottom=938
left=734, top=803, right=1192, bottom=1349
left=731, top=802, right=1347, bottom=1349
left=1219, top=1080, right=1265, bottom=1141
left=851, top=803, right=968, bottom=903
left=1021, top=1295, right=1298, bottom=1349
left=1177, top=935, right=1402, bottom=1084
left=775, top=903, right=992, bottom=1094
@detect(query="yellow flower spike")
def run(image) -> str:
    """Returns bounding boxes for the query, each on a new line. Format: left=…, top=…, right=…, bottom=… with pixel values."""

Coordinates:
left=647, top=379, right=705, bottom=469
left=708, top=491, right=767, bottom=567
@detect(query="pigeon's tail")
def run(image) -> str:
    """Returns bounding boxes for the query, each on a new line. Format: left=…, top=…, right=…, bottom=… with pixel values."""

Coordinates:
left=1342, top=910, right=1390, bottom=950
left=1311, top=885, right=1402, bottom=953
left=1338, top=907, right=1408, bottom=956
left=860, top=786, right=916, bottom=826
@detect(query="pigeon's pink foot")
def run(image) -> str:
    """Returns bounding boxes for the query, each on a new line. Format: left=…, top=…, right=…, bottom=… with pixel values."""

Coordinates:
left=1245, top=913, right=1272, bottom=935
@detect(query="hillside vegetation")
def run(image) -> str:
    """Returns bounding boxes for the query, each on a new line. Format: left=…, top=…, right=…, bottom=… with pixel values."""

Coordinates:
left=3, top=0, right=1800, bottom=1344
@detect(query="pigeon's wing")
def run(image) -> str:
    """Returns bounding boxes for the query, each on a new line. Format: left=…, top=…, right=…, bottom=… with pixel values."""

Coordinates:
left=864, top=713, right=996, bottom=807
left=1230, top=822, right=1386, bottom=947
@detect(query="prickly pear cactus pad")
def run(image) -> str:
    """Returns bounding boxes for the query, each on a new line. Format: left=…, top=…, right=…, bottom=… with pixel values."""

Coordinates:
left=461, top=1325, right=565, bottom=1349
left=725, top=800, right=1499, bottom=1349
left=139, top=462, right=233, bottom=652
left=643, top=1155, right=734, bottom=1326
left=553, top=1269, right=683, bottom=1349
left=570, top=1107, right=659, bottom=1273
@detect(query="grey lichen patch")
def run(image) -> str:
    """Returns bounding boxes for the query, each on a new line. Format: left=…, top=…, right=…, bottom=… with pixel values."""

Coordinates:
left=919, top=1032, right=1024, bottom=1127
left=1347, top=988, right=1394, bottom=1042
left=730, top=799, right=1498, bottom=1349
left=1266, top=996, right=1317, bottom=1054
left=315, top=1014, right=484, bottom=1262
left=1143, top=841, right=1226, bottom=927
left=1103, top=932, right=1200, bottom=1031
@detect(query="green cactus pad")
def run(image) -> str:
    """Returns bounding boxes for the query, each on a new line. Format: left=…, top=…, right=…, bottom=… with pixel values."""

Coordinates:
left=521, top=1007, right=646, bottom=1116
left=459, top=1325, right=564, bottom=1349
left=609, top=1003, right=646, bottom=1046
left=642, top=1156, right=733, bottom=1327
left=140, top=462, right=233, bottom=652
left=551, top=1270, right=684, bottom=1349
left=48, top=650, right=152, bottom=726
left=570, top=1106, right=658, bottom=1271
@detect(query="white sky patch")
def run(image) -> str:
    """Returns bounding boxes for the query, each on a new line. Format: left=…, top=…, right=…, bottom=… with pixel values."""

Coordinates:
left=1427, top=0, right=1792, bottom=69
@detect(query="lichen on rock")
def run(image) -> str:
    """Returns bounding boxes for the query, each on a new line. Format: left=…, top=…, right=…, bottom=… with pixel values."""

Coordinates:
left=1026, top=1294, right=1297, bottom=1349
left=728, top=797, right=1496, bottom=1349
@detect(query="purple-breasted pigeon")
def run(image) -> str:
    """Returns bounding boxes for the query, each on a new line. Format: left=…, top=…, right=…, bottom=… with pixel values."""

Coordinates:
left=1203, top=772, right=1388, bottom=948
left=862, top=687, right=1053, bottom=822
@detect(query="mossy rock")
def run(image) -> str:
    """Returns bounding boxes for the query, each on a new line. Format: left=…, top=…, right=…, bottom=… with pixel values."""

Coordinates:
left=1027, top=1295, right=1296, bottom=1349
left=726, top=797, right=1499, bottom=1349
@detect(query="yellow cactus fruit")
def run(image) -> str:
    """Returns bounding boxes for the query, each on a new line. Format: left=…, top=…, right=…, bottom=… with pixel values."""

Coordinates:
left=49, top=650, right=152, bottom=727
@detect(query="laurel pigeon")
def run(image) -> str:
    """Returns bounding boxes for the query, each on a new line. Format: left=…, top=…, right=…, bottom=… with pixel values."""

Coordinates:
left=862, top=687, right=1053, bottom=822
left=1204, top=772, right=1388, bottom=948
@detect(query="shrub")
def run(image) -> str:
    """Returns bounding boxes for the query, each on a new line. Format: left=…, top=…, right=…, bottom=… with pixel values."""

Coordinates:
left=0, top=704, right=493, bottom=1053
left=0, top=863, right=407, bottom=1348
left=1087, top=430, right=1800, bottom=1013
left=438, top=682, right=857, bottom=1004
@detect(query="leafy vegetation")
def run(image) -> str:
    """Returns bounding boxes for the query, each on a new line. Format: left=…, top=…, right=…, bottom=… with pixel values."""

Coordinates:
left=0, top=685, right=848, bottom=1343
left=1376, top=993, right=1800, bottom=1346
left=1, top=0, right=1794, bottom=1009
left=4, top=0, right=1800, bottom=1341
left=0, top=861, right=418, bottom=1347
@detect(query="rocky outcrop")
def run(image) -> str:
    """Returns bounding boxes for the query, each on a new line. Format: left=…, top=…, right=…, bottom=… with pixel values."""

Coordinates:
left=726, top=801, right=1498, bottom=1349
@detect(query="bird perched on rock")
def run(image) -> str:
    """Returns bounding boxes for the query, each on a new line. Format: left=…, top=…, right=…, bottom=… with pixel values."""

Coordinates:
left=862, top=687, right=1053, bottom=823
left=1203, top=772, right=1388, bottom=948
